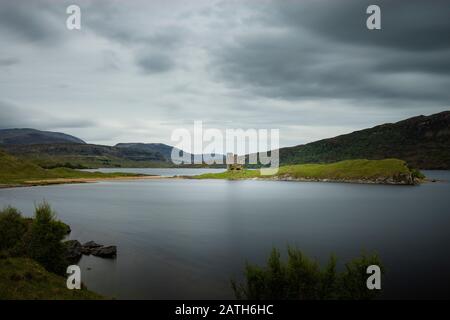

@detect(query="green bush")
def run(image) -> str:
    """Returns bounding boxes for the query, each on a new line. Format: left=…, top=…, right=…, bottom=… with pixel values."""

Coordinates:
left=411, top=168, right=425, bottom=180
left=0, top=207, right=27, bottom=252
left=20, top=202, right=68, bottom=275
left=232, top=247, right=383, bottom=300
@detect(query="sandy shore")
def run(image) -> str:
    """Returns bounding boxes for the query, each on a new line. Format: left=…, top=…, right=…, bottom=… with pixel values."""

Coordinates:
left=0, top=175, right=166, bottom=188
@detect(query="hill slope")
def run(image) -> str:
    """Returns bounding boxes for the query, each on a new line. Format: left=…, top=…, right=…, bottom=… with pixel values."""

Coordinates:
left=0, top=128, right=86, bottom=145
left=2, top=143, right=169, bottom=169
left=0, top=148, right=51, bottom=182
left=0, top=257, right=101, bottom=299
left=280, top=111, right=450, bottom=169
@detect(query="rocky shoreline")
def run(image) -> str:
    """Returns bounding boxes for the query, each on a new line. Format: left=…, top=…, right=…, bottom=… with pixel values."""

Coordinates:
left=259, top=172, right=419, bottom=185
left=65, top=240, right=117, bottom=263
left=187, top=173, right=421, bottom=185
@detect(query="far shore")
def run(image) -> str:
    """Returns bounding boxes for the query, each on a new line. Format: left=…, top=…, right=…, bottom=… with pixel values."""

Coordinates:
left=2, top=175, right=438, bottom=190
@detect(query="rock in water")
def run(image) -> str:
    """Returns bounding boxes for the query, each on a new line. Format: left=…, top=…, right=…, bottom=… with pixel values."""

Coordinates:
left=64, top=240, right=82, bottom=263
left=83, top=241, right=102, bottom=248
left=81, top=241, right=102, bottom=255
left=92, top=246, right=117, bottom=258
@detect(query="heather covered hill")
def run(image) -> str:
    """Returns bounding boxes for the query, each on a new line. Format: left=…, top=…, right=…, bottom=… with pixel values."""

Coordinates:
left=280, top=111, right=450, bottom=169
left=2, top=143, right=168, bottom=169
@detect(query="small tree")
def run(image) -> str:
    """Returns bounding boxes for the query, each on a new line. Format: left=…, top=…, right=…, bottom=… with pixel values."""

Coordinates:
left=22, top=202, right=68, bottom=275
left=232, top=247, right=383, bottom=300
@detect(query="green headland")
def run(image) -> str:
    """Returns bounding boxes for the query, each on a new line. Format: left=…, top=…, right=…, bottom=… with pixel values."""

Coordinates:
left=192, top=159, right=423, bottom=185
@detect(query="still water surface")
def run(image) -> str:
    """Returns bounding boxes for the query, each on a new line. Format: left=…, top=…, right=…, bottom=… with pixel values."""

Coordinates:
left=82, top=167, right=226, bottom=176
left=0, top=169, right=449, bottom=299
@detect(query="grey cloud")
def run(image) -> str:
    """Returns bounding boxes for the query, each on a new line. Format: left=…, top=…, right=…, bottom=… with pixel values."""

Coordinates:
left=0, top=1, right=63, bottom=44
left=81, top=1, right=186, bottom=74
left=0, top=57, right=19, bottom=67
left=136, top=52, right=175, bottom=74
left=0, top=100, right=96, bottom=130
left=0, top=0, right=448, bottom=147
left=0, top=0, right=184, bottom=74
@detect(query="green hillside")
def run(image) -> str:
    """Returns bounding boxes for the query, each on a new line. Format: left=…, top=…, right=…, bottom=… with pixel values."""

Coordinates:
left=0, top=149, right=50, bottom=182
left=2, top=143, right=169, bottom=169
left=3, top=142, right=224, bottom=169
left=279, top=111, right=450, bottom=169
left=0, top=149, right=140, bottom=186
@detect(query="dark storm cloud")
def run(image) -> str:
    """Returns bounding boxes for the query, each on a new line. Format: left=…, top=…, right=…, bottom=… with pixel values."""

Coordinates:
left=212, top=0, right=450, bottom=106
left=374, top=49, right=450, bottom=75
left=277, top=0, right=450, bottom=52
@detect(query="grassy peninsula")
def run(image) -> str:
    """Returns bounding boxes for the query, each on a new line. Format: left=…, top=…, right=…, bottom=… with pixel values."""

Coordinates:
left=192, top=159, right=422, bottom=185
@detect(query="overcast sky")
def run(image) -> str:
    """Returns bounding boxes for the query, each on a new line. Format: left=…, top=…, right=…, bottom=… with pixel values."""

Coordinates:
left=0, top=0, right=449, bottom=149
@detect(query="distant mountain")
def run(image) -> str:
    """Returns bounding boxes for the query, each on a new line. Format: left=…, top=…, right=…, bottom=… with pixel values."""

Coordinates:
left=0, top=128, right=85, bottom=145
left=279, top=111, right=450, bottom=169
left=115, top=143, right=225, bottom=164
left=115, top=143, right=176, bottom=160
left=2, top=136, right=224, bottom=169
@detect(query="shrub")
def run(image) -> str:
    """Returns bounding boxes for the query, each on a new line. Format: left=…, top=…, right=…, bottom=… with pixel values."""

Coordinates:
left=338, top=253, right=383, bottom=300
left=21, top=202, right=68, bottom=275
left=0, top=207, right=27, bottom=252
left=232, top=247, right=383, bottom=300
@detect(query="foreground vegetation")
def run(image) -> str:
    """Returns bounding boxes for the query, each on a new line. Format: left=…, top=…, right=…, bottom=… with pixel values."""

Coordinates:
left=232, top=247, right=383, bottom=300
left=1, top=202, right=385, bottom=300
left=193, top=159, right=422, bottom=185
left=0, top=149, right=144, bottom=187
left=0, top=203, right=101, bottom=299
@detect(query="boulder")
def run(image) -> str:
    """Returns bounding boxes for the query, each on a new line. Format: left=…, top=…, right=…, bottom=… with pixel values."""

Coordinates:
left=64, top=240, right=82, bottom=263
left=92, top=246, right=117, bottom=258
left=82, top=241, right=102, bottom=249
left=81, top=241, right=102, bottom=255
